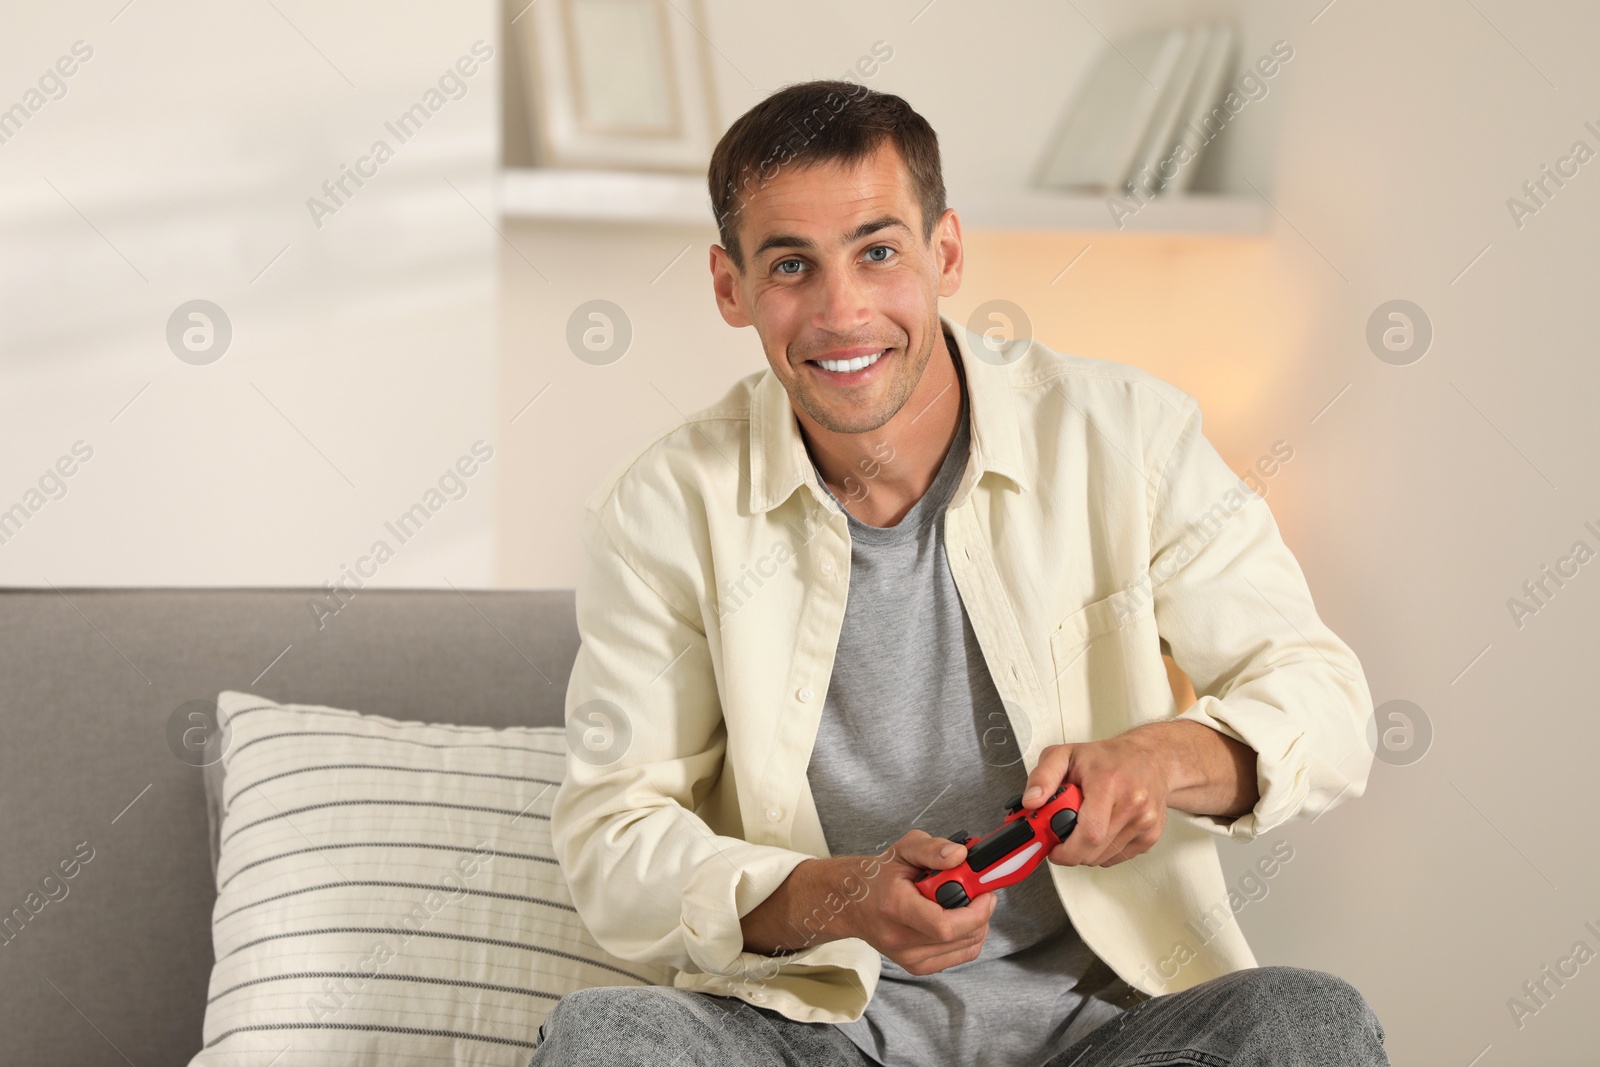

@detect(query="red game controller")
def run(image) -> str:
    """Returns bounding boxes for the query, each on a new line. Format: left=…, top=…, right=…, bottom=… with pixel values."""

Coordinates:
left=913, top=782, right=1083, bottom=909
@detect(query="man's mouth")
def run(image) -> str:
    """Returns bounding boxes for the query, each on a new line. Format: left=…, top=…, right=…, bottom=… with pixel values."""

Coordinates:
left=805, top=347, right=892, bottom=379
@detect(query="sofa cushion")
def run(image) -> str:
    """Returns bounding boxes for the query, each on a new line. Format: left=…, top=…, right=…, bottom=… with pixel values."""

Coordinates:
left=188, top=689, right=673, bottom=1065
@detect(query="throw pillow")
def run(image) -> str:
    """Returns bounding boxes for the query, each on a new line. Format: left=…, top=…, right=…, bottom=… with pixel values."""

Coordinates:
left=188, top=689, right=674, bottom=1065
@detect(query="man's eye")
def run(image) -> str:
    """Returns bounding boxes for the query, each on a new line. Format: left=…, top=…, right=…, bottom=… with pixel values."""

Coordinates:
left=775, top=259, right=805, bottom=275
left=865, top=245, right=895, bottom=262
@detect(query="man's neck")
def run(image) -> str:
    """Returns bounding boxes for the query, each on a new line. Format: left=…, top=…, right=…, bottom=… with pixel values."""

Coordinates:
left=804, top=325, right=964, bottom=528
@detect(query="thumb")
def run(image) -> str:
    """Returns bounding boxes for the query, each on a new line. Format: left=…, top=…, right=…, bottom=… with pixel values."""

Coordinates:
left=1022, top=743, right=1074, bottom=808
left=900, top=828, right=969, bottom=870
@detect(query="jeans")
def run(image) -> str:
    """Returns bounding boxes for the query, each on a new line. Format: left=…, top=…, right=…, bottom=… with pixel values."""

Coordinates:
left=527, top=965, right=1389, bottom=1067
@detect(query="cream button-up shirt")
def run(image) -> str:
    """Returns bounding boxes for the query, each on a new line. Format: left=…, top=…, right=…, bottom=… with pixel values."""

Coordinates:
left=551, top=312, right=1375, bottom=1023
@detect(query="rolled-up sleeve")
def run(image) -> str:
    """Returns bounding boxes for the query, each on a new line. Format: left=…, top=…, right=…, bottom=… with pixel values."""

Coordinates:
left=1148, top=398, right=1376, bottom=841
left=550, top=505, right=817, bottom=982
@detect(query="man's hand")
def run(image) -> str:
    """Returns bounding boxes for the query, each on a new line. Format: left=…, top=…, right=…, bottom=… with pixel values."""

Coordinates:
left=741, top=829, right=997, bottom=975
left=1018, top=720, right=1261, bottom=869
left=1021, top=729, right=1171, bottom=868
left=845, top=829, right=999, bottom=976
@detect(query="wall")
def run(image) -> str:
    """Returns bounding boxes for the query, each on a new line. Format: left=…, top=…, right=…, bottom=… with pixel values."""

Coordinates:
left=0, top=0, right=500, bottom=591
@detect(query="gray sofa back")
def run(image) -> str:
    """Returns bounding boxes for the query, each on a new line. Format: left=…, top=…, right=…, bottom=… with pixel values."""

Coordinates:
left=0, top=587, right=577, bottom=1066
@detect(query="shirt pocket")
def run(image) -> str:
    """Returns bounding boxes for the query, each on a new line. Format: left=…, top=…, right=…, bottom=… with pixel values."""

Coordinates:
left=1047, top=576, right=1176, bottom=742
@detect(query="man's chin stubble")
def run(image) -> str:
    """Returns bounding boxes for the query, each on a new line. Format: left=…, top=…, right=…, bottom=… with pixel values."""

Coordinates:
left=798, top=371, right=919, bottom=435
left=788, top=329, right=936, bottom=434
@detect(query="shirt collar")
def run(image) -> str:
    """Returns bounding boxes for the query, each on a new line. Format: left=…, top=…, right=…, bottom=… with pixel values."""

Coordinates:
left=749, top=311, right=1032, bottom=514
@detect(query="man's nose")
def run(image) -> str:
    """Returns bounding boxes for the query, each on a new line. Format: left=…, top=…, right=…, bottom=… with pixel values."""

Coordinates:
left=812, top=264, right=871, bottom=336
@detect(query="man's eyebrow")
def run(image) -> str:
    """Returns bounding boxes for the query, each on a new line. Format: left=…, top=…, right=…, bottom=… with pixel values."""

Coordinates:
left=750, top=215, right=911, bottom=261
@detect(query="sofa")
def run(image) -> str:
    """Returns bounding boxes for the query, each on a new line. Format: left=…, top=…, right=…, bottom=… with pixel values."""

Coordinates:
left=0, top=587, right=583, bottom=1065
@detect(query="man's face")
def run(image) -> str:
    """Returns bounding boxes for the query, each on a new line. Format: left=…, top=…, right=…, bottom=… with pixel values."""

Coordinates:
left=710, top=141, right=962, bottom=435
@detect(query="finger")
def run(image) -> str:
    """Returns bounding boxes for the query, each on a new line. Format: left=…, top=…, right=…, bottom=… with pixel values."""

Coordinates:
left=1083, top=785, right=1162, bottom=865
left=902, top=881, right=996, bottom=941
left=1078, top=793, right=1137, bottom=865
left=923, top=931, right=991, bottom=971
left=1095, top=807, right=1162, bottom=867
left=1087, top=822, right=1140, bottom=867
left=1021, top=744, right=1072, bottom=809
left=1094, top=838, right=1144, bottom=868
left=904, top=928, right=989, bottom=975
left=1051, top=787, right=1119, bottom=866
left=935, top=920, right=989, bottom=952
left=941, top=887, right=998, bottom=936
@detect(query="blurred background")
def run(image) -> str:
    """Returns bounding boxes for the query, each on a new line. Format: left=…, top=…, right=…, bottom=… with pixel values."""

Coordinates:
left=3, top=0, right=1598, bottom=1062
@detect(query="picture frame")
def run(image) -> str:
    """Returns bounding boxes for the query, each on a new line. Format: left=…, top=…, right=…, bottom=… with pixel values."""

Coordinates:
left=511, top=0, right=720, bottom=172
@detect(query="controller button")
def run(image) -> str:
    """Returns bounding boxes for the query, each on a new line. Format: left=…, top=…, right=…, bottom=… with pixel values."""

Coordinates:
left=1050, top=808, right=1079, bottom=841
left=936, top=881, right=970, bottom=909
left=1003, top=792, right=1024, bottom=815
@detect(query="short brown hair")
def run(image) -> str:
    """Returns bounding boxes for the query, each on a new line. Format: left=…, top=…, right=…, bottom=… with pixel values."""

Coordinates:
left=707, top=80, right=946, bottom=271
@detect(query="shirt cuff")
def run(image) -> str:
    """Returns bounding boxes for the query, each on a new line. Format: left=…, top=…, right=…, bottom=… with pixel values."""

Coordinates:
left=676, top=842, right=885, bottom=1021
left=1169, top=694, right=1311, bottom=841
left=679, top=840, right=819, bottom=979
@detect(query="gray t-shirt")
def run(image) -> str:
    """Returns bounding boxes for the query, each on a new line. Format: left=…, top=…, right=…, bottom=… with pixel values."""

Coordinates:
left=804, top=352, right=1138, bottom=1067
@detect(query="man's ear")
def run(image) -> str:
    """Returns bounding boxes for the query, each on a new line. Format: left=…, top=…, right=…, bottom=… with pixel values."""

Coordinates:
left=710, top=244, right=752, bottom=328
left=934, top=208, right=963, bottom=299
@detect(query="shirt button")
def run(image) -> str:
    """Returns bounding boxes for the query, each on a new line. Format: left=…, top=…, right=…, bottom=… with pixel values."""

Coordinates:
left=767, top=806, right=783, bottom=822
left=796, top=687, right=813, bottom=702
left=751, top=990, right=767, bottom=1002
left=820, top=559, right=835, bottom=574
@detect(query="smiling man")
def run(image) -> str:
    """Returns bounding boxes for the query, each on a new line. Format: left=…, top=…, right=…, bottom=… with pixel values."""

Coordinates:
left=535, top=82, right=1390, bottom=1066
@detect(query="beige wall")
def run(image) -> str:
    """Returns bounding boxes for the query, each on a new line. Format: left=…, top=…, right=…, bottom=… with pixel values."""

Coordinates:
left=1, top=0, right=499, bottom=588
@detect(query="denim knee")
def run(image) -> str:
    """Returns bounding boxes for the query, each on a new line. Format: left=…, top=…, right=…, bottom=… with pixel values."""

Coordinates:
left=1243, top=965, right=1386, bottom=1048
left=540, top=986, right=739, bottom=1045
left=539, top=987, right=652, bottom=1047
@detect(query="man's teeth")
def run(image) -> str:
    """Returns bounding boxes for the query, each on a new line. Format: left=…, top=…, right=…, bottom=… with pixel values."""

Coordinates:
left=815, top=349, right=885, bottom=373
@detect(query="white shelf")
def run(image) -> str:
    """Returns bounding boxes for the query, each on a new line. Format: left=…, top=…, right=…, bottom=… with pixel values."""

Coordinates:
left=497, top=168, right=1268, bottom=234
left=499, top=168, right=710, bottom=225
left=955, top=189, right=1269, bottom=234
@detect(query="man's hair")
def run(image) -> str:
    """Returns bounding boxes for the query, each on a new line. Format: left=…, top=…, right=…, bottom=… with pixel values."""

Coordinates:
left=707, top=80, right=946, bottom=272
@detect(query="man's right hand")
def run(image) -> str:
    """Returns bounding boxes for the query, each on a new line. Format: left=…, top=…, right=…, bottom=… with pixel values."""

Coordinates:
left=741, top=828, right=997, bottom=974
left=839, top=828, right=998, bottom=976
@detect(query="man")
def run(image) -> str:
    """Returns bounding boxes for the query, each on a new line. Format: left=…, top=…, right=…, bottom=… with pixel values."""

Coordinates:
left=533, top=81, right=1389, bottom=1066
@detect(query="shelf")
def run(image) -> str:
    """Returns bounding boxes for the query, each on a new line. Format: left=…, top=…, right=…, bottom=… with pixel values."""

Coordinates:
left=954, top=189, right=1269, bottom=234
left=499, top=168, right=710, bottom=225
left=497, top=168, right=1268, bottom=234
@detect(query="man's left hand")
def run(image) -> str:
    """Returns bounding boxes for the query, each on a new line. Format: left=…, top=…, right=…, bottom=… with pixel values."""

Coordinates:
left=1020, top=728, right=1170, bottom=869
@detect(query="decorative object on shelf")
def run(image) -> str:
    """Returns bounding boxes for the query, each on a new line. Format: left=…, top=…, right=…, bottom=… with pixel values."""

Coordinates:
left=1034, top=24, right=1237, bottom=198
left=510, top=0, right=720, bottom=172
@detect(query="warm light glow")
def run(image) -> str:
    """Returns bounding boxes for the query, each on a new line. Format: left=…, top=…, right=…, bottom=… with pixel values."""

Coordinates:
left=949, top=229, right=1305, bottom=461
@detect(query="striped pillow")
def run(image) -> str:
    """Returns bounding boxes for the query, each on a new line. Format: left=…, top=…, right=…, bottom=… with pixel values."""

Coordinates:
left=188, top=689, right=675, bottom=1066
